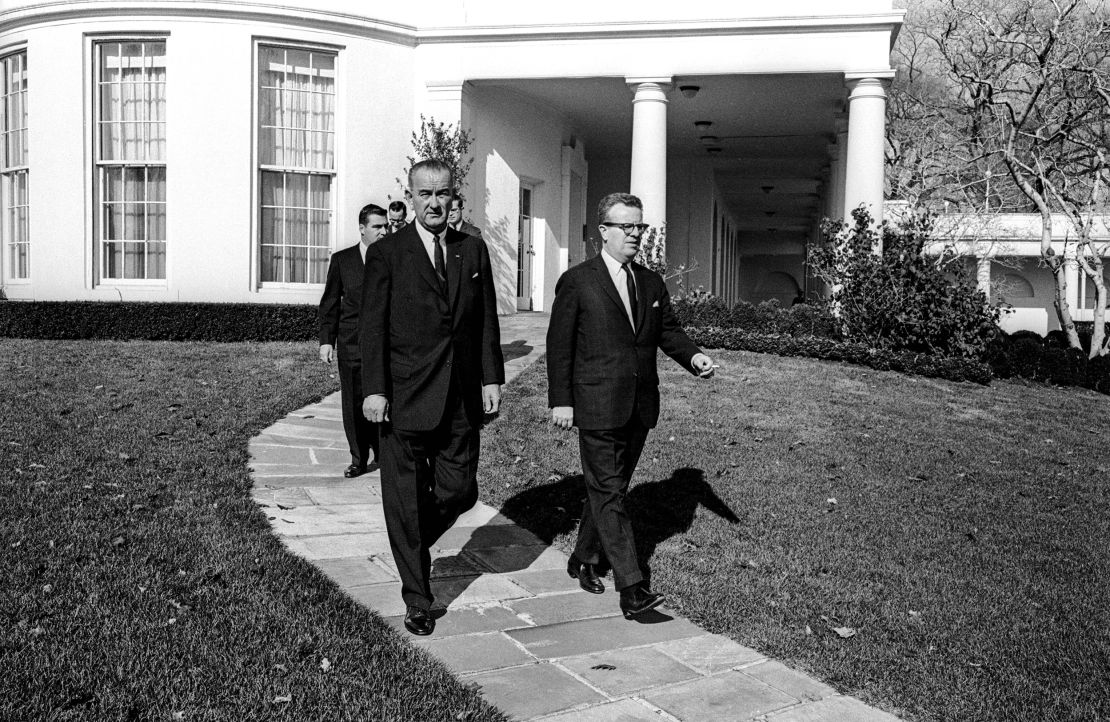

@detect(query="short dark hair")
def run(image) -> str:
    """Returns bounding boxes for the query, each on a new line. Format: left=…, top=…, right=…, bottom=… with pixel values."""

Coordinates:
left=452, top=194, right=465, bottom=209
left=407, top=159, right=454, bottom=189
left=359, top=203, right=387, bottom=226
left=388, top=200, right=407, bottom=215
left=597, top=193, right=643, bottom=224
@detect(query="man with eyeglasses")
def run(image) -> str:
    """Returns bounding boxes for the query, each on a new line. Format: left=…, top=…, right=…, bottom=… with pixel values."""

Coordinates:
left=387, top=200, right=409, bottom=233
left=547, top=192, right=717, bottom=620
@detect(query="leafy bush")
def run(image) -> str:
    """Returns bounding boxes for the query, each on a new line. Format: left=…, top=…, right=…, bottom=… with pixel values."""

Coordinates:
left=0, top=301, right=316, bottom=341
left=686, top=326, right=993, bottom=384
left=809, top=207, right=1001, bottom=359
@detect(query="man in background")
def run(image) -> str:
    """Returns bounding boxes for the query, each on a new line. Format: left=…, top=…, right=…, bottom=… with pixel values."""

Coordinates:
left=318, top=203, right=388, bottom=477
left=387, top=200, right=409, bottom=233
left=447, top=194, right=483, bottom=239
left=547, top=192, right=717, bottom=620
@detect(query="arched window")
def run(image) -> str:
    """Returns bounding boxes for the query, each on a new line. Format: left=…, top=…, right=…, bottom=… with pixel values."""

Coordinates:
left=996, top=273, right=1034, bottom=304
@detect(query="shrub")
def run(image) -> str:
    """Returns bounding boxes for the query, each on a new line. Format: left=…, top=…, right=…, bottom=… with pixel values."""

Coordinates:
left=984, top=330, right=1110, bottom=393
left=672, top=296, right=838, bottom=338
left=809, top=207, right=1001, bottom=359
left=0, top=301, right=316, bottom=341
left=686, top=326, right=993, bottom=385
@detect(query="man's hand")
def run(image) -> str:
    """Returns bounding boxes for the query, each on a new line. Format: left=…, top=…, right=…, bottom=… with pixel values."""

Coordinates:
left=691, top=353, right=717, bottom=378
left=319, top=344, right=334, bottom=363
left=551, top=406, right=574, bottom=429
left=483, top=384, right=502, bottom=415
left=362, top=394, right=390, bottom=423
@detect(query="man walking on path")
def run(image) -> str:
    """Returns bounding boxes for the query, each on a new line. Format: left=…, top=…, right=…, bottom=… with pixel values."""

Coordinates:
left=318, top=203, right=388, bottom=477
left=360, top=159, right=504, bottom=636
left=546, top=192, right=717, bottom=619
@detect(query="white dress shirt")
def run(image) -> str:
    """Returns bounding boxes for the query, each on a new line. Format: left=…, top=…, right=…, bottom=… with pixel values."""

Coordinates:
left=359, top=241, right=369, bottom=264
left=600, top=249, right=636, bottom=331
left=413, top=222, right=446, bottom=273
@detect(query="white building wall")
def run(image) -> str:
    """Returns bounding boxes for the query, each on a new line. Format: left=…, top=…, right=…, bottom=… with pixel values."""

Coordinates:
left=6, top=13, right=414, bottom=304
left=465, top=84, right=579, bottom=313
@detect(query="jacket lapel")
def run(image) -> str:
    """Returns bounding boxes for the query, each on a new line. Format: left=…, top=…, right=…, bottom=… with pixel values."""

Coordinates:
left=590, top=254, right=635, bottom=333
left=402, top=226, right=447, bottom=298
left=631, top=262, right=649, bottom=336
left=446, top=229, right=464, bottom=311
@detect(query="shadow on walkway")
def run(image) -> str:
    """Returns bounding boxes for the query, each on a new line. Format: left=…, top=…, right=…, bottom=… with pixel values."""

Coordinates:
left=430, top=467, right=740, bottom=610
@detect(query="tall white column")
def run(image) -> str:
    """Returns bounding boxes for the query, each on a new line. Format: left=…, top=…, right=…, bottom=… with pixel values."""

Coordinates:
left=834, top=114, right=848, bottom=222
left=843, top=74, right=893, bottom=225
left=627, top=78, right=672, bottom=228
left=977, top=255, right=992, bottom=296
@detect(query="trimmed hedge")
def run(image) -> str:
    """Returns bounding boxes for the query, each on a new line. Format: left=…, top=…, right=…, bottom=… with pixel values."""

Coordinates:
left=0, top=301, right=316, bottom=341
left=673, top=297, right=838, bottom=338
left=687, top=326, right=994, bottom=385
left=984, top=331, right=1110, bottom=393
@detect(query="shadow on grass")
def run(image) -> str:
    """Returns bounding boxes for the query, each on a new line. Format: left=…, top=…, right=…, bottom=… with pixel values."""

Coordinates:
left=430, top=467, right=739, bottom=612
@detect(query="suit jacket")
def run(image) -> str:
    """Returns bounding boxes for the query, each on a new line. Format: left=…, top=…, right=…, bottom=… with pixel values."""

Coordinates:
left=546, top=253, right=702, bottom=430
left=359, top=223, right=504, bottom=431
left=455, top=221, right=483, bottom=239
left=318, top=243, right=366, bottom=361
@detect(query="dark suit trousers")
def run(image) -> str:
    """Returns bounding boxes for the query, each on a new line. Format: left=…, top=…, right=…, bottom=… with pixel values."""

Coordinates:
left=380, top=380, right=480, bottom=610
left=338, top=356, right=379, bottom=468
left=574, top=411, right=650, bottom=591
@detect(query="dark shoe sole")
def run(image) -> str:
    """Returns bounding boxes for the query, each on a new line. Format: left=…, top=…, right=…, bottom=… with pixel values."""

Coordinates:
left=404, top=619, right=435, bottom=636
left=621, top=594, right=665, bottom=619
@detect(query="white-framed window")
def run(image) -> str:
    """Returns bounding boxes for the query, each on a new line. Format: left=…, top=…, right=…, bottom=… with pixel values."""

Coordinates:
left=1, top=50, right=28, bottom=281
left=257, top=44, right=335, bottom=286
left=94, top=40, right=167, bottom=282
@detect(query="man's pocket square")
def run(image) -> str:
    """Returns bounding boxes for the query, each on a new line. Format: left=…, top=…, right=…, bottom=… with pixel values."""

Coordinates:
left=652, top=300, right=660, bottom=307
left=471, top=272, right=480, bottom=278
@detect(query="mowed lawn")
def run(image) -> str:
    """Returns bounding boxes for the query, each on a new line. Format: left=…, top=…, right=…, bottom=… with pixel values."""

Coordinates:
left=478, top=351, right=1110, bottom=722
left=0, top=340, right=504, bottom=722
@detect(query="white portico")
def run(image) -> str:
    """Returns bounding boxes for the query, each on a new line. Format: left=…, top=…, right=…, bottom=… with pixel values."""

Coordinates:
left=0, top=1, right=902, bottom=312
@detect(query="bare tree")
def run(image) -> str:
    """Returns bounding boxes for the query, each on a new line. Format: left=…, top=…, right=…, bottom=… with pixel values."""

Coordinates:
left=889, top=0, right=1110, bottom=356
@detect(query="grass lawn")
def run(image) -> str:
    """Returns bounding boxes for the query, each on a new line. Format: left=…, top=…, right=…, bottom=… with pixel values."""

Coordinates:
left=478, top=351, right=1110, bottom=722
left=0, top=340, right=504, bottom=721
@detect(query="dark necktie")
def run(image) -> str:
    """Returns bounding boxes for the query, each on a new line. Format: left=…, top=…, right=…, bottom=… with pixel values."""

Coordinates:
left=623, top=264, right=638, bottom=330
left=433, top=234, right=447, bottom=293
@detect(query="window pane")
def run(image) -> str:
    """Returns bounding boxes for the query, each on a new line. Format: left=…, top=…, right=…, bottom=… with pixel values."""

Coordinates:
left=147, top=167, right=166, bottom=202
left=259, top=46, right=285, bottom=88
left=309, top=248, right=329, bottom=284
left=147, top=203, right=166, bottom=241
left=123, top=241, right=145, bottom=278
left=285, top=244, right=307, bottom=283
left=286, top=209, right=307, bottom=245
left=125, top=167, right=145, bottom=202
left=260, top=244, right=281, bottom=283
left=261, top=171, right=283, bottom=207
left=104, top=241, right=123, bottom=277
left=285, top=174, right=307, bottom=207
left=123, top=203, right=143, bottom=240
left=104, top=203, right=124, bottom=240
left=308, top=210, right=329, bottom=247
left=147, top=241, right=166, bottom=279
left=261, top=207, right=282, bottom=247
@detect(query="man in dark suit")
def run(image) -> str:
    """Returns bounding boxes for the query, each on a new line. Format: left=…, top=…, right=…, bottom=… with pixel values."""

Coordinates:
left=547, top=192, right=716, bottom=619
left=447, top=194, right=483, bottom=239
left=387, top=200, right=409, bottom=233
left=360, top=159, right=504, bottom=636
left=318, top=203, right=388, bottom=477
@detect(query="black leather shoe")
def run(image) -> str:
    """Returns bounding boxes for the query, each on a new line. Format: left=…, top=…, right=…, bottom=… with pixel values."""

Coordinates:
left=343, top=464, right=366, bottom=478
left=567, top=555, right=604, bottom=595
left=620, top=583, right=664, bottom=619
left=365, top=460, right=380, bottom=473
left=403, top=606, right=434, bottom=636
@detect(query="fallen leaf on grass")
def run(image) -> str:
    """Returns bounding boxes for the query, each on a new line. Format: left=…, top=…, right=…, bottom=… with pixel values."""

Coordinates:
left=110, top=535, right=126, bottom=548
left=590, top=664, right=616, bottom=671
left=320, top=658, right=331, bottom=672
left=272, top=695, right=292, bottom=704
left=118, top=452, right=133, bottom=462
left=805, top=625, right=813, bottom=635
left=789, top=440, right=806, bottom=450
left=172, top=712, right=185, bottom=721
left=831, top=626, right=857, bottom=639
left=29, top=463, right=46, bottom=469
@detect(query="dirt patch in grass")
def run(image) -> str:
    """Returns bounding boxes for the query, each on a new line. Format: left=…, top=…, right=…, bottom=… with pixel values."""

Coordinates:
left=479, top=351, right=1110, bottom=721
left=1, top=340, right=504, bottom=722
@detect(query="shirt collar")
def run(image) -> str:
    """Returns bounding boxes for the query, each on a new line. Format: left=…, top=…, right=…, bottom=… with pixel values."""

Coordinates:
left=413, top=222, right=445, bottom=246
left=600, top=248, right=630, bottom=277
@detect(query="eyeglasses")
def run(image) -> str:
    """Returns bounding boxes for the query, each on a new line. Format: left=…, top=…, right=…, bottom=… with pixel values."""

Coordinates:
left=388, top=219, right=406, bottom=227
left=601, top=222, right=650, bottom=235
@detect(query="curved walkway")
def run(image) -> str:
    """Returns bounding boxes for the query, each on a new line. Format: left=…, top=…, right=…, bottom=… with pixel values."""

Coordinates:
left=249, top=312, right=899, bottom=721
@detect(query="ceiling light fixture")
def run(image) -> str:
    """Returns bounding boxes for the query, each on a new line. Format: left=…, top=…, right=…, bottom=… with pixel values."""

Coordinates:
left=679, top=85, right=701, bottom=98
left=698, top=135, right=719, bottom=144
left=707, top=147, right=723, bottom=154
left=694, top=120, right=713, bottom=131
left=761, top=185, right=774, bottom=194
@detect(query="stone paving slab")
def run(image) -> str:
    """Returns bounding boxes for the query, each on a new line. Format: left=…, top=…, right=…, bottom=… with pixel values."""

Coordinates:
left=280, top=532, right=392, bottom=560
left=271, top=503, right=387, bottom=536
left=382, top=604, right=532, bottom=638
left=536, top=698, right=675, bottom=722
left=557, top=646, right=700, bottom=696
left=464, top=544, right=569, bottom=573
left=414, top=632, right=536, bottom=674
left=743, top=660, right=838, bottom=703
left=312, top=556, right=396, bottom=587
left=654, top=634, right=767, bottom=674
left=303, top=481, right=381, bottom=505
left=506, top=613, right=704, bottom=659
left=431, top=573, right=534, bottom=609
left=643, top=671, right=800, bottom=721
left=507, top=590, right=621, bottom=626
left=765, top=695, right=903, bottom=722
left=346, top=582, right=407, bottom=617
left=465, top=662, right=606, bottom=720
left=502, top=567, right=582, bottom=596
